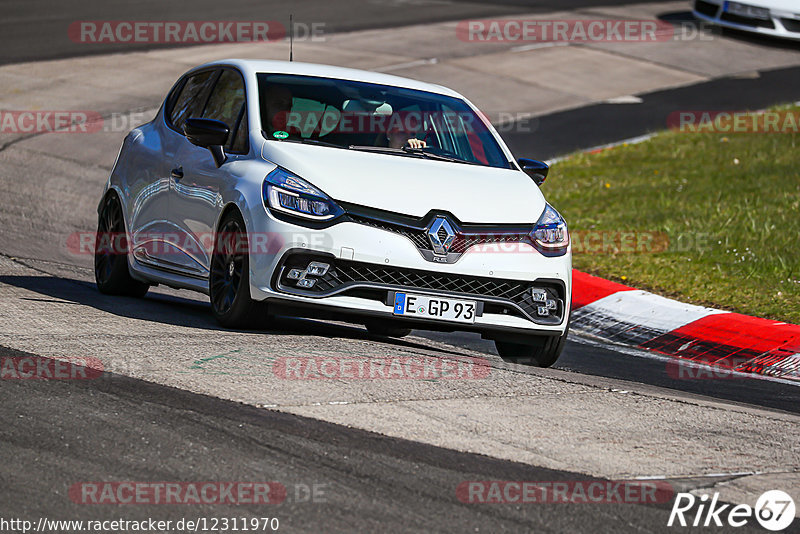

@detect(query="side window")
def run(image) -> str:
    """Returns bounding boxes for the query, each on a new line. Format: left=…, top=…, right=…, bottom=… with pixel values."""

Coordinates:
left=169, top=70, right=214, bottom=131
left=202, top=69, right=248, bottom=154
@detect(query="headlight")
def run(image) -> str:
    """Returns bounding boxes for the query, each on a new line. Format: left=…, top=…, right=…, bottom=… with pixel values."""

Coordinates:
left=532, top=204, right=569, bottom=255
left=263, top=168, right=342, bottom=221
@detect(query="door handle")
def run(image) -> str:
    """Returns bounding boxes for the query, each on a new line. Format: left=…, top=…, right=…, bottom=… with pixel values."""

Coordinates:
left=171, top=166, right=184, bottom=180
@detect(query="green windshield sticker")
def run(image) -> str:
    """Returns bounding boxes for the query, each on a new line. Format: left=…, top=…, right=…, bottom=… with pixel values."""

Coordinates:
left=273, top=130, right=289, bottom=139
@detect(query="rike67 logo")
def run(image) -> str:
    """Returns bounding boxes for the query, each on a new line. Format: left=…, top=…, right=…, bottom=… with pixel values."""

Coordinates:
left=668, top=490, right=795, bottom=531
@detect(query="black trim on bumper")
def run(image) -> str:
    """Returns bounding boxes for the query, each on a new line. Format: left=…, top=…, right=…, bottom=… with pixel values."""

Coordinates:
left=271, top=249, right=567, bottom=326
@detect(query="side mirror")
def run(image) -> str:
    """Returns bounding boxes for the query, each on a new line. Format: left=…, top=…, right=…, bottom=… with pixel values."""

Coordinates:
left=184, top=118, right=229, bottom=167
left=518, top=158, right=549, bottom=186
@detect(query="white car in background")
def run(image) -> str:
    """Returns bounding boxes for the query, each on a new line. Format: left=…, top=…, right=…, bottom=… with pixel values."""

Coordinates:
left=693, top=0, right=800, bottom=40
left=95, top=59, right=572, bottom=367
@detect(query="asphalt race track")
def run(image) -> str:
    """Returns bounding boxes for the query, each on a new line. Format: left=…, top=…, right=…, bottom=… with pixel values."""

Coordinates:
left=0, top=0, right=682, bottom=65
left=1, top=1, right=799, bottom=532
left=504, top=65, right=800, bottom=160
left=0, top=344, right=699, bottom=533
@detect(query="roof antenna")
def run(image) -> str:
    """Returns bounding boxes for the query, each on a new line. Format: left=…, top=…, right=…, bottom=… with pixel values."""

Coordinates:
left=289, top=14, right=294, bottom=62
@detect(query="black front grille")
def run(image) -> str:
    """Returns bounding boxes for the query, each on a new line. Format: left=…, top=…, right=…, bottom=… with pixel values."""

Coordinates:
left=350, top=215, right=431, bottom=249
left=347, top=212, right=533, bottom=257
left=720, top=11, right=775, bottom=28
left=694, top=0, right=720, bottom=17
left=780, top=18, right=800, bottom=33
left=276, top=253, right=565, bottom=324
left=451, top=233, right=528, bottom=254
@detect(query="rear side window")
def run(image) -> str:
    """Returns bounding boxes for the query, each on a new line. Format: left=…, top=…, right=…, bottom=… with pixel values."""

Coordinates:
left=169, top=70, right=214, bottom=131
left=201, top=69, right=248, bottom=154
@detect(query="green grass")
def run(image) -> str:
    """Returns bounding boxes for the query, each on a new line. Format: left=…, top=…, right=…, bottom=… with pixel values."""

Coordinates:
left=544, top=105, right=800, bottom=324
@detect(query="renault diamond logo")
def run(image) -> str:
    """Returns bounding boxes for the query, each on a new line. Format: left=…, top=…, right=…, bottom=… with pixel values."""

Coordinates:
left=427, top=217, right=456, bottom=255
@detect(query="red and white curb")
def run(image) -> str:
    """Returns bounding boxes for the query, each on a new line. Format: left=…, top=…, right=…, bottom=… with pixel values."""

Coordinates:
left=570, top=270, right=800, bottom=382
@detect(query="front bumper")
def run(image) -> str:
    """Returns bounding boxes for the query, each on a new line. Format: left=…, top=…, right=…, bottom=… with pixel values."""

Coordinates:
left=693, top=0, right=800, bottom=40
left=247, top=210, right=572, bottom=337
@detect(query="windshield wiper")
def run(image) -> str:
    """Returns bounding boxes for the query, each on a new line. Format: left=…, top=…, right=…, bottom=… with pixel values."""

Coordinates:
left=401, top=146, right=477, bottom=165
left=348, top=145, right=424, bottom=157
left=348, top=145, right=479, bottom=165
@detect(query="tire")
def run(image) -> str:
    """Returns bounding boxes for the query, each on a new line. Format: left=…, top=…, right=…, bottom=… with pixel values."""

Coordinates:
left=495, top=323, right=569, bottom=368
left=209, top=210, right=264, bottom=328
left=364, top=321, right=412, bottom=338
left=94, top=193, right=149, bottom=297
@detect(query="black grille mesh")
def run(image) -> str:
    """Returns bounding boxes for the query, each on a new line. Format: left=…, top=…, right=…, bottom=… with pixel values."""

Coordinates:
left=694, top=0, right=719, bottom=17
left=720, top=11, right=775, bottom=28
left=451, top=233, right=528, bottom=254
left=351, top=216, right=430, bottom=249
left=781, top=18, right=800, bottom=32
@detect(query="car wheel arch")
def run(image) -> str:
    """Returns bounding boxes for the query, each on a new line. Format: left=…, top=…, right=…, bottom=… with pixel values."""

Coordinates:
left=215, top=202, right=248, bottom=234
left=98, top=187, right=129, bottom=227
left=96, top=187, right=150, bottom=285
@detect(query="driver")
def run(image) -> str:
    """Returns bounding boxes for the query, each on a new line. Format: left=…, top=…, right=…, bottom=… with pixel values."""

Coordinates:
left=385, top=113, right=427, bottom=149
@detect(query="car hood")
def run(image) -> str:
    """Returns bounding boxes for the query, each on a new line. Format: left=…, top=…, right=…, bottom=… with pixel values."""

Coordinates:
left=260, top=141, right=546, bottom=224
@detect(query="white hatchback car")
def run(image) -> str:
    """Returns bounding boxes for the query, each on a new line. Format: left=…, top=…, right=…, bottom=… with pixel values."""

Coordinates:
left=693, top=0, right=800, bottom=40
left=95, top=59, right=572, bottom=366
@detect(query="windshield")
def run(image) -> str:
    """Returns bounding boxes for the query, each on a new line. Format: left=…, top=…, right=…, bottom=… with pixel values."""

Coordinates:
left=257, top=73, right=512, bottom=169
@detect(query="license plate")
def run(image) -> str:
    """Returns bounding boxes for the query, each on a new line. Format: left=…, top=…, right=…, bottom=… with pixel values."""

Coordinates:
left=723, top=1, right=771, bottom=20
left=393, top=292, right=477, bottom=324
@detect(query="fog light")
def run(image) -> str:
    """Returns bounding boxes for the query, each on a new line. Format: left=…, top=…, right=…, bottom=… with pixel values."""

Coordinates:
left=546, top=299, right=557, bottom=310
left=296, top=278, right=316, bottom=288
left=287, top=269, right=304, bottom=280
left=537, top=306, right=549, bottom=316
left=306, top=262, right=330, bottom=276
left=531, top=289, right=547, bottom=303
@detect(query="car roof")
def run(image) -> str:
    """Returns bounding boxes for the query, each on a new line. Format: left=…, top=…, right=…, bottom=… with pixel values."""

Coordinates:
left=194, top=59, right=464, bottom=99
